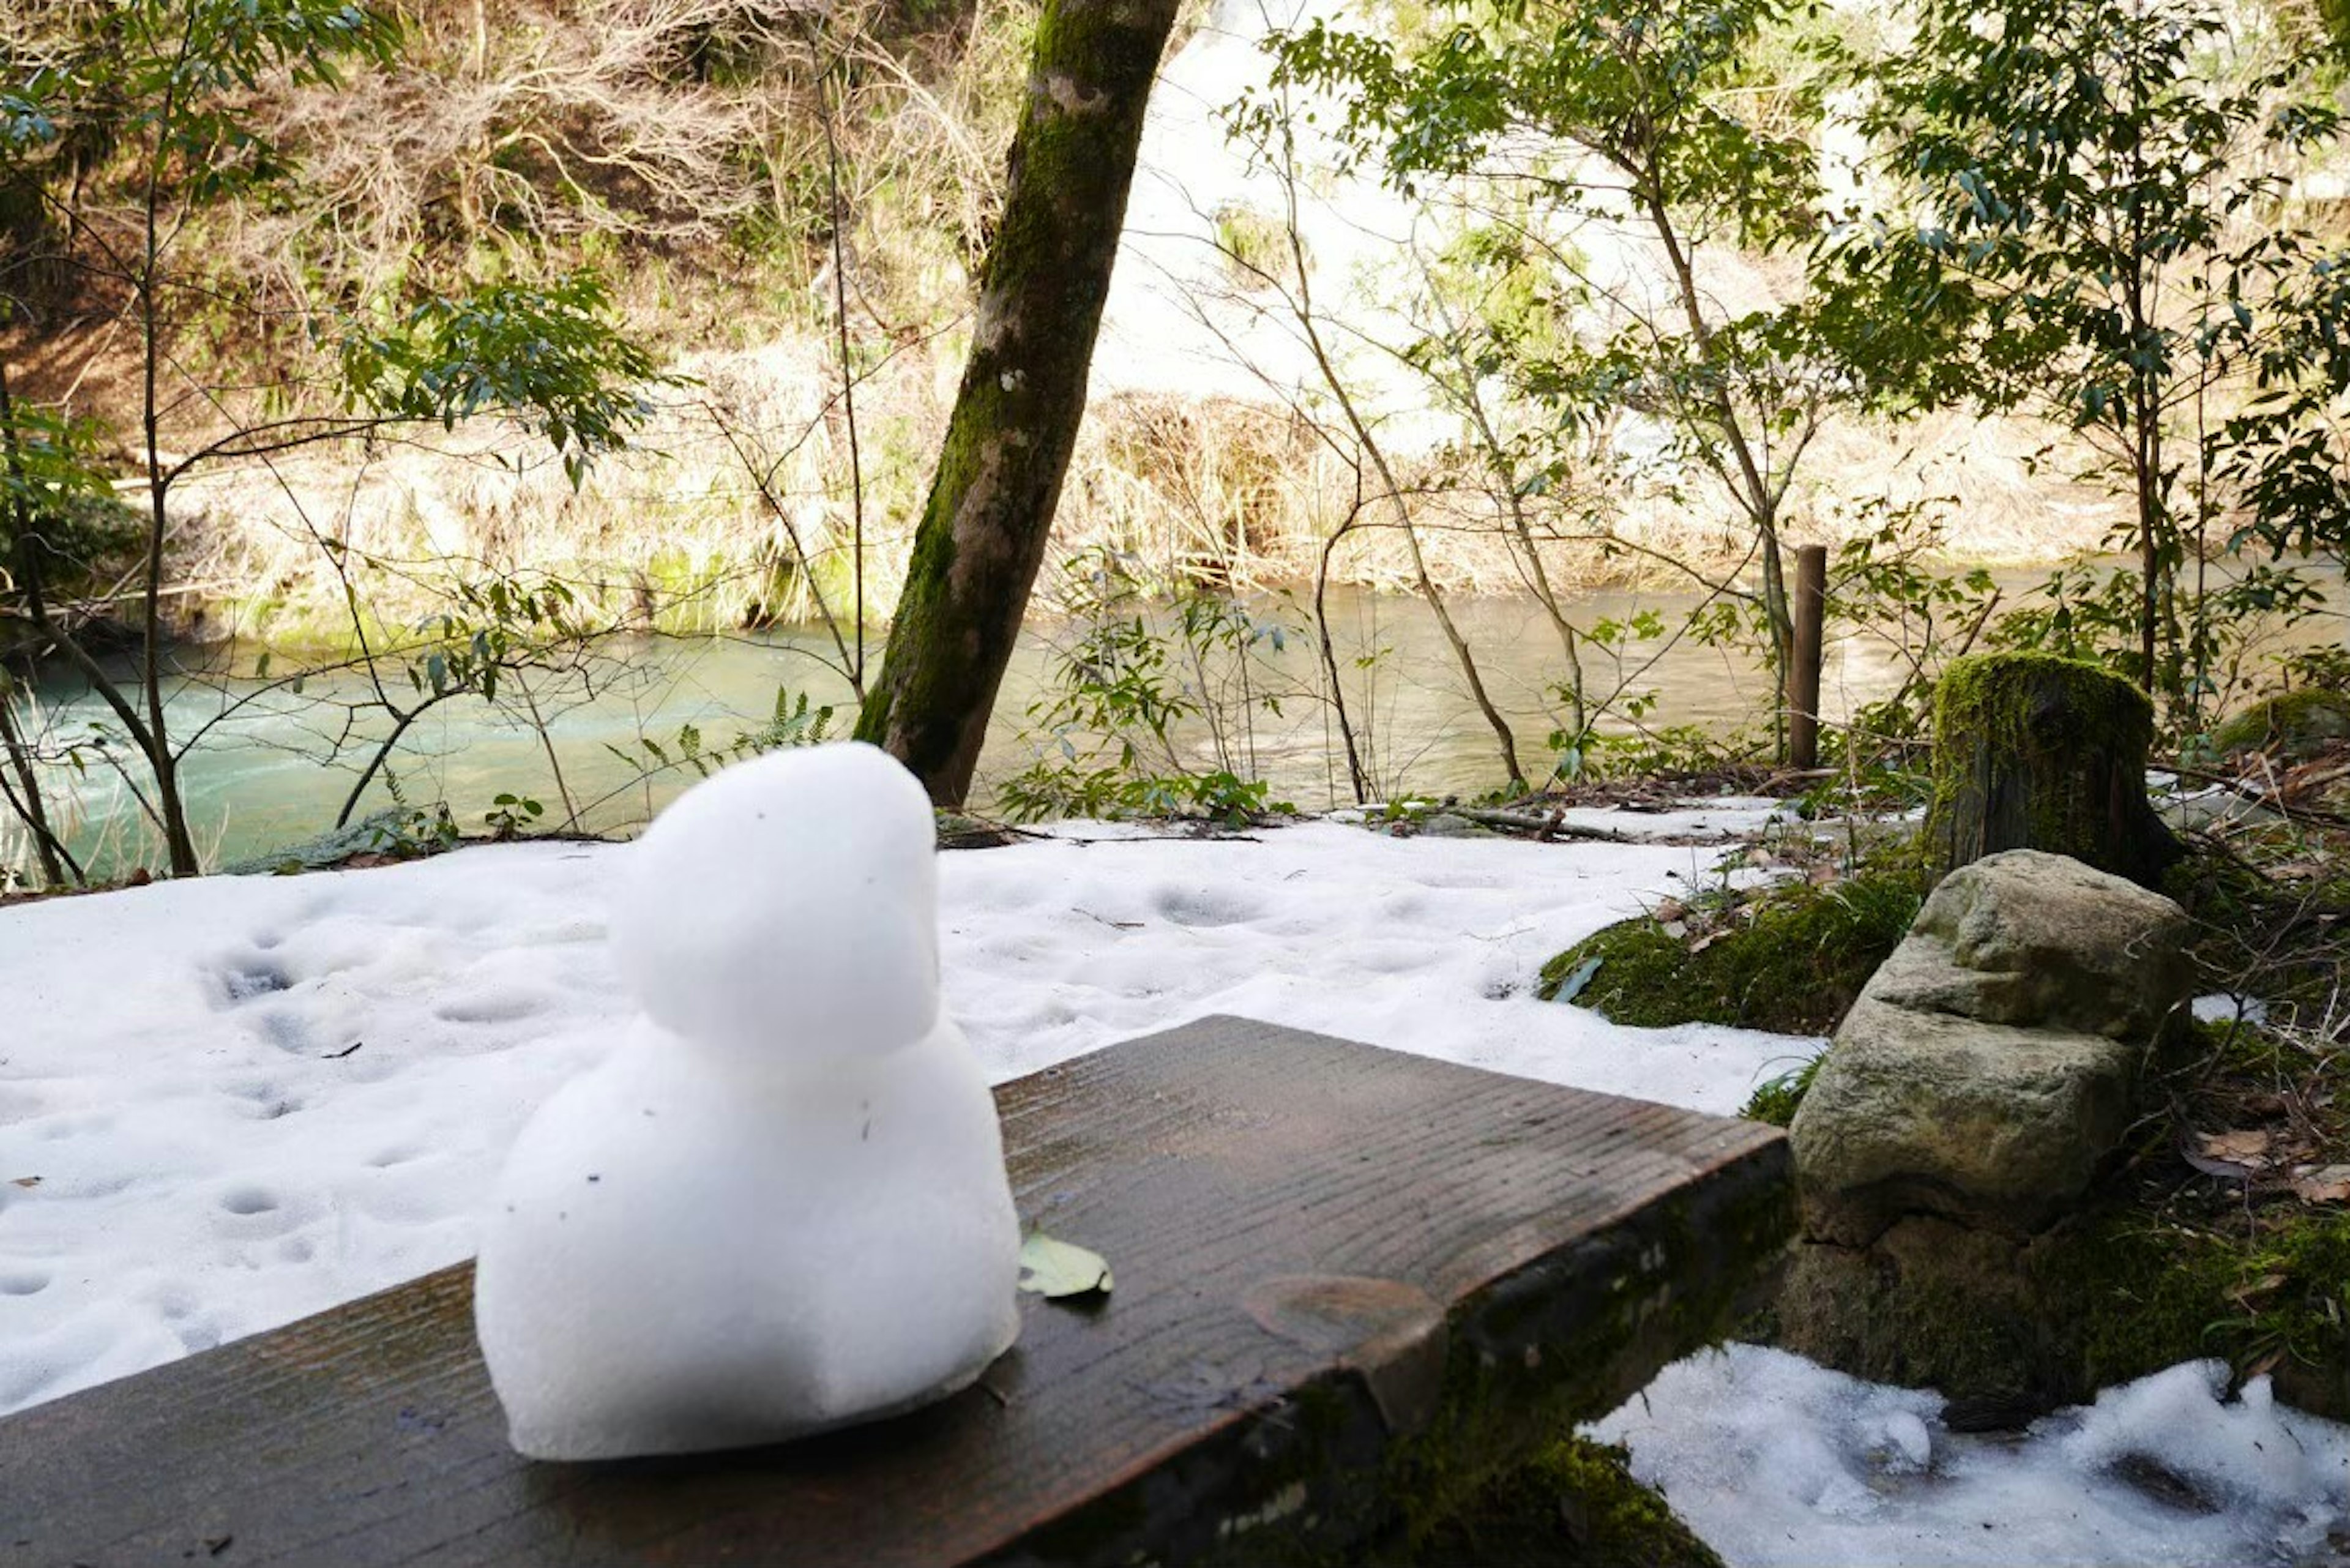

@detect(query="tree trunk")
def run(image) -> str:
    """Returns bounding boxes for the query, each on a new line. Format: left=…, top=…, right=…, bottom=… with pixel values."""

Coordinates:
left=853, top=0, right=1181, bottom=806
left=1924, top=652, right=2180, bottom=890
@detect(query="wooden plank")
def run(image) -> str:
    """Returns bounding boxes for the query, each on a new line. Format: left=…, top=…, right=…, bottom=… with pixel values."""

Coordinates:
left=0, top=1016, right=1791, bottom=1567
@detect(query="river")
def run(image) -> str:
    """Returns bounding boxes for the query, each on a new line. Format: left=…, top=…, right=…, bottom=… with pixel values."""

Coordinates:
left=10, top=569, right=2340, bottom=879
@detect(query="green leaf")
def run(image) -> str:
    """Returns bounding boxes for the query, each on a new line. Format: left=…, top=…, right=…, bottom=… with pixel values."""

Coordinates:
left=1018, top=1231, right=1113, bottom=1299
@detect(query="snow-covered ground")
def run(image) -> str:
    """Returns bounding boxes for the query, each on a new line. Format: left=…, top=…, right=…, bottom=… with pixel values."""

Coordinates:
left=4, top=808, right=2346, bottom=1564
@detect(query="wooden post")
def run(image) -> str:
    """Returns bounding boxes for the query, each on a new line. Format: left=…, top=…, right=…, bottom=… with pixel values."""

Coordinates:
left=1786, top=544, right=1828, bottom=769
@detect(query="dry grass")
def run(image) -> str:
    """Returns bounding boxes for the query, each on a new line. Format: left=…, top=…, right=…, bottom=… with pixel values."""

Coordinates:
left=149, top=323, right=2125, bottom=648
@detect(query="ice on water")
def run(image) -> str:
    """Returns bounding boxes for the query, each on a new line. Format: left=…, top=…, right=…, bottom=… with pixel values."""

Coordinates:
left=471, top=742, right=1022, bottom=1460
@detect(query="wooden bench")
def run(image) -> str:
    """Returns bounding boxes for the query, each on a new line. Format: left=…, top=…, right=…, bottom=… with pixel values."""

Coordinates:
left=1, top=1016, right=1791, bottom=1567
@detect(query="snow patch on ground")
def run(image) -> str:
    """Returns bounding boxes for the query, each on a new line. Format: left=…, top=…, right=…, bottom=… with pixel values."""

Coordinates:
left=1595, top=1348, right=2350, bottom=1568
left=0, top=822, right=1788, bottom=1416
left=6, top=815, right=2347, bottom=1567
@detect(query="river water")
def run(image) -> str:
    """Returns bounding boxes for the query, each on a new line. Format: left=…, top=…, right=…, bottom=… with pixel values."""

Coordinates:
left=12, top=569, right=2340, bottom=878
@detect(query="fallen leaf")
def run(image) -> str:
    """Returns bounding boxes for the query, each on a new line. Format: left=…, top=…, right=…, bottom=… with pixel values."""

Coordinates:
left=2198, top=1129, right=2274, bottom=1165
left=2291, top=1164, right=2350, bottom=1204
left=1018, top=1232, right=1113, bottom=1299
left=2228, top=1271, right=2289, bottom=1308
left=1653, top=900, right=1687, bottom=924
left=2180, top=1141, right=2256, bottom=1182
left=1550, top=955, right=1604, bottom=1006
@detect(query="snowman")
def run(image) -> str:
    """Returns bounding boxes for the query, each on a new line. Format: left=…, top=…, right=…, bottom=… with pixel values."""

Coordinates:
left=473, top=741, right=1022, bottom=1460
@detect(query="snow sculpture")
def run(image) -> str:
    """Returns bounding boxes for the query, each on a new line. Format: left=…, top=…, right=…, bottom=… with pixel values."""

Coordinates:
left=474, top=741, right=1022, bottom=1460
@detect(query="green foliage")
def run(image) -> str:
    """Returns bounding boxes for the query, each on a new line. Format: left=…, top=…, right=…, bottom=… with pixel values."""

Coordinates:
left=0, top=401, right=141, bottom=641
left=1842, top=0, right=2332, bottom=414
left=1814, top=503, right=1997, bottom=763
left=1985, top=558, right=2328, bottom=741
left=1740, top=1053, right=1822, bottom=1127
left=368, top=801, right=460, bottom=857
left=482, top=793, right=545, bottom=840
left=2219, top=247, right=2350, bottom=563
left=999, top=550, right=1293, bottom=824
left=337, top=274, right=662, bottom=486
left=1832, top=0, right=2343, bottom=721
left=403, top=573, right=583, bottom=706
left=4, top=0, right=401, bottom=201
left=231, top=800, right=458, bottom=873
left=605, top=685, right=837, bottom=788
left=1274, top=0, right=1820, bottom=244
left=1537, top=859, right=1927, bottom=1034
left=1267, top=0, right=1860, bottom=752
left=0, top=0, right=665, bottom=881
left=2061, top=1191, right=2350, bottom=1403
left=1573, top=723, right=1744, bottom=782
left=1545, top=608, right=1672, bottom=781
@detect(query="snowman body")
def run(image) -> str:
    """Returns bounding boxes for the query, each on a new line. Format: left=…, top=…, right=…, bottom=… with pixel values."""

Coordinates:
left=473, top=742, right=1022, bottom=1461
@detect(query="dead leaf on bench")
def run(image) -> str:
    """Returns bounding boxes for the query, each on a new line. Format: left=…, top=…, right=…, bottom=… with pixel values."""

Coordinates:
left=1019, top=1232, right=1113, bottom=1301
left=2291, top=1164, right=2350, bottom=1204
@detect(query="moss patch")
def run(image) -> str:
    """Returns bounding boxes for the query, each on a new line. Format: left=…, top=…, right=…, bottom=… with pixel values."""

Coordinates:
left=1403, top=1436, right=1723, bottom=1568
left=2209, top=688, right=2350, bottom=760
left=1537, top=867, right=1927, bottom=1036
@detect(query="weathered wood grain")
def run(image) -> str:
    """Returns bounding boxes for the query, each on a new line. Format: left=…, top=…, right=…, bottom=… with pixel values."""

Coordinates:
left=1, top=1016, right=1791, bottom=1567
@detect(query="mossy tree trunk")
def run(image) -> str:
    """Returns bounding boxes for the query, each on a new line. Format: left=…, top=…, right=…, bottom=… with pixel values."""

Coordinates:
left=1925, top=652, right=2180, bottom=889
left=852, top=0, right=1181, bottom=806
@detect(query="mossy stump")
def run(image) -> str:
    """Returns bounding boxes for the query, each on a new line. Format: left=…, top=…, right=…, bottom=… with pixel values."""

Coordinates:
left=1925, top=652, right=2179, bottom=890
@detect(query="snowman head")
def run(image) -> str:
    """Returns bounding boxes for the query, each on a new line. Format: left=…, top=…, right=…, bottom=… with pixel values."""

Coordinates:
left=614, top=741, right=941, bottom=1062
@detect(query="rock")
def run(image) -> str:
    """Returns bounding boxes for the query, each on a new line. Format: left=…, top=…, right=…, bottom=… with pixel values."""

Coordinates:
left=1789, top=849, right=2188, bottom=1246
left=1883, top=849, right=2188, bottom=1042
left=2210, top=689, right=2350, bottom=761
left=1793, top=1006, right=2139, bottom=1243
left=1774, top=1216, right=2054, bottom=1400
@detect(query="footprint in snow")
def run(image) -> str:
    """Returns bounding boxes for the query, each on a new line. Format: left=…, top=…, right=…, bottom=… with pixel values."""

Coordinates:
left=212, top=1186, right=310, bottom=1240
left=219, top=1079, right=303, bottom=1119
left=433, top=991, right=546, bottom=1027
left=1152, top=886, right=1266, bottom=928
left=212, top=953, right=293, bottom=1006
